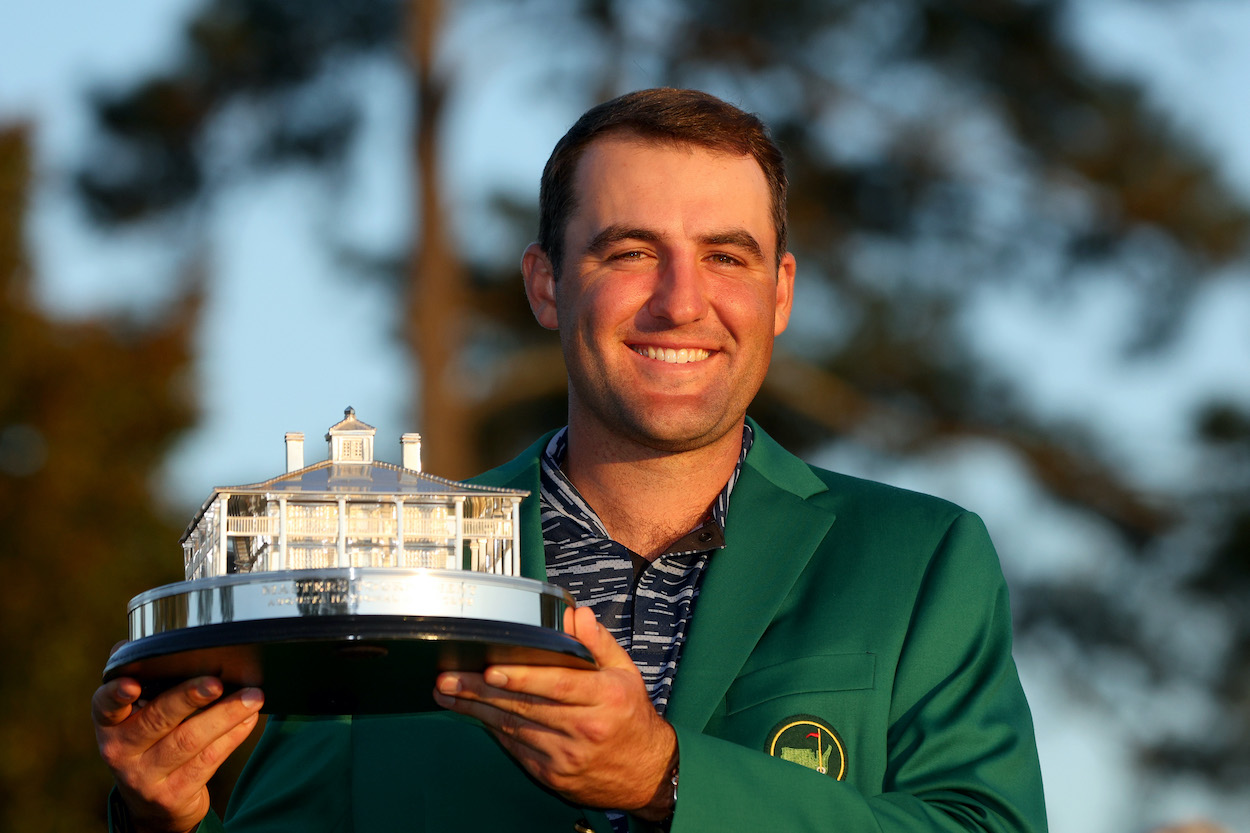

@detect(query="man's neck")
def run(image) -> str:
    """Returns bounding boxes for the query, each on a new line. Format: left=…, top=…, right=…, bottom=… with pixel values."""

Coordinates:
left=561, top=421, right=745, bottom=560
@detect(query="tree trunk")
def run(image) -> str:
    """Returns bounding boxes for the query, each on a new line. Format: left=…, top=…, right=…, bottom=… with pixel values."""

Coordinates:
left=405, top=0, right=474, bottom=477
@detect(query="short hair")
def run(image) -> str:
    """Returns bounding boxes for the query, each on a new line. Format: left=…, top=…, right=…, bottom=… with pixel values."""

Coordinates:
left=537, top=88, right=788, bottom=277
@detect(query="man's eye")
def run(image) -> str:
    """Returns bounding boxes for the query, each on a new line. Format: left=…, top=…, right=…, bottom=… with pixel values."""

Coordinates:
left=709, top=253, right=742, bottom=266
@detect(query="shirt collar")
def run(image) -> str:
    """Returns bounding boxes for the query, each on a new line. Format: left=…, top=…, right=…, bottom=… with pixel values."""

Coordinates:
left=539, top=422, right=754, bottom=555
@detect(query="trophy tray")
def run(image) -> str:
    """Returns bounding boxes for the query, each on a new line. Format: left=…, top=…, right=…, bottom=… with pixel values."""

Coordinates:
left=103, top=567, right=594, bottom=714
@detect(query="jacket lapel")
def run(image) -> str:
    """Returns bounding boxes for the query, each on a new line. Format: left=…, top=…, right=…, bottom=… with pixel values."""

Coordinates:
left=664, top=423, right=836, bottom=731
left=472, top=424, right=838, bottom=734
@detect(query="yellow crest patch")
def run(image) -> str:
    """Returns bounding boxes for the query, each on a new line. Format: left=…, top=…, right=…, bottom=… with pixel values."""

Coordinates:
left=765, top=715, right=847, bottom=780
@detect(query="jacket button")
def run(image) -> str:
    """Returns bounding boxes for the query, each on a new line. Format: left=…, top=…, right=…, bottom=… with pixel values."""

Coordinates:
left=573, top=820, right=594, bottom=832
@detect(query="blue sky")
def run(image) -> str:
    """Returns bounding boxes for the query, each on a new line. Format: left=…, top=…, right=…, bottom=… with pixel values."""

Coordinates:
left=3, top=1, right=1250, bottom=829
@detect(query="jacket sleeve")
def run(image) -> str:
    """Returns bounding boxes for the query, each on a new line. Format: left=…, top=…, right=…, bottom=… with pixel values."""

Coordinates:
left=666, top=512, right=1047, bottom=832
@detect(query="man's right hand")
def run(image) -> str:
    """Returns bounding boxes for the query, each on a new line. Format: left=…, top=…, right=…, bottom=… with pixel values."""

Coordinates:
left=92, top=676, right=264, bottom=833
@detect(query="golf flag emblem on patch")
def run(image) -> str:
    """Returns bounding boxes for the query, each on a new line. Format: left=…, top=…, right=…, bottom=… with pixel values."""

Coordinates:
left=765, top=715, right=847, bottom=780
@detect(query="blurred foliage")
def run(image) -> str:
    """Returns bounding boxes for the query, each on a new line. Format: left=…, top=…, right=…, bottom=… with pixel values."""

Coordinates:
left=58, top=0, right=1250, bottom=818
left=0, top=127, right=198, bottom=829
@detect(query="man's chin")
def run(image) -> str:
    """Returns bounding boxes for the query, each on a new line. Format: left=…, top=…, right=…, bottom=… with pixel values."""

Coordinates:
left=568, top=384, right=748, bottom=454
left=618, top=411, right=744, bottom=455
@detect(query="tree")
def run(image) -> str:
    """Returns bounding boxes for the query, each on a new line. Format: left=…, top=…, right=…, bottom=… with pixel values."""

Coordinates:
left=0, top=125, right=199, bottom=830
left=71, top=0, right=1250, bottom=820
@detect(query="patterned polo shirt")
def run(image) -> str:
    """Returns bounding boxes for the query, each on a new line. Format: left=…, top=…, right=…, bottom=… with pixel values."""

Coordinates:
left=538, top=423, right=754, bottom=715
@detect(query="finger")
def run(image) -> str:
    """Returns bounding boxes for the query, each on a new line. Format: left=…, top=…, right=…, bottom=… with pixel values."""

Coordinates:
left=143, top=687, right=264, bottom=776
left=433, top=671, right=567, bottom=730
left=570, top=606, right=635, bottom=671
left=130, top=677, right=229, bottom=743
left=440, top=660, right=602, bottom=713
left=435, top=666, right=623, bottom=766
left=92, top=678, right=144, bottom=727
left=162, top=707, right=262, bottom=795
left=433, top=671, right=537, bottom=711
left=432, top=683, right=564, bottom=759
left=466, top=608, right=633, bottom=703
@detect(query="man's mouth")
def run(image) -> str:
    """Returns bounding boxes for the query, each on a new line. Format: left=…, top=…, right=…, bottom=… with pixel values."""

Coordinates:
left=631, top=345, right=711, bottom=364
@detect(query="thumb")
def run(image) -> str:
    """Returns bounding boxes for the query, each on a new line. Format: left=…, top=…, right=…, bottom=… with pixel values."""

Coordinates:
left=569, top=605, right=632, bottom=670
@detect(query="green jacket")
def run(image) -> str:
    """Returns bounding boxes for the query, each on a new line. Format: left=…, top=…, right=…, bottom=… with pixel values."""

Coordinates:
left=124, top=421, right=1047, bottom=832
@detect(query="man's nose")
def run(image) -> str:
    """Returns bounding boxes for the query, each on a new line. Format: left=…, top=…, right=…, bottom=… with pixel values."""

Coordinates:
left=645, top=257, right=709, bottom=325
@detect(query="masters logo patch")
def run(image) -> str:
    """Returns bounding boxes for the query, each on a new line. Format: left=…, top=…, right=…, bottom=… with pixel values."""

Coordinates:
left=765, top=715, right=847, bottom=780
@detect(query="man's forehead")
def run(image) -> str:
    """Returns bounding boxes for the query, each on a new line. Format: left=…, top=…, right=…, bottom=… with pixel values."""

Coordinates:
left=575, top=131, right=761, bottom=177
left=571, top=135, right=771, bottom=214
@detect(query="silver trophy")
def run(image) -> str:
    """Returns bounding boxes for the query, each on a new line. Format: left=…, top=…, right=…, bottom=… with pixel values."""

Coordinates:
left=104, top=408, right=592, bottom=714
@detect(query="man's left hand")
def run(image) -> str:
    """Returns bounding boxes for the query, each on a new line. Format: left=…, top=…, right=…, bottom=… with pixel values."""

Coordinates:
left=433, top=606, right=677, bottom=820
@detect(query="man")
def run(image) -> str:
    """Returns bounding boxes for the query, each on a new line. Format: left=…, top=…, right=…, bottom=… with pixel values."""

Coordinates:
left=94, top=88, right=1047, bottom=832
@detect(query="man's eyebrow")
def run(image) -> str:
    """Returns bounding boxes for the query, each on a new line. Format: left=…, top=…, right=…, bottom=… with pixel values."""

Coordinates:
left=701, top=229, right=766, bottom=261
left=585, top=225, right=662, bottom=256
left=585, top=226, right=767, bottom=261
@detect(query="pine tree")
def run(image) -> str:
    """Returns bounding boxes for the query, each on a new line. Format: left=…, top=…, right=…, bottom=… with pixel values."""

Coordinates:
left=0, top=125, right=200, bottom=831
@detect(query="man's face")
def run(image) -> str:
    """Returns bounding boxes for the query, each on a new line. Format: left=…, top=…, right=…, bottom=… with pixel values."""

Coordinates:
left=523, top=135, right=795, bottom=453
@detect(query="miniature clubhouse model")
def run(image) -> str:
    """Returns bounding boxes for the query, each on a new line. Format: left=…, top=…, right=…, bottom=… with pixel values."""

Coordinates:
left=104, top=408, right=590, bottom=714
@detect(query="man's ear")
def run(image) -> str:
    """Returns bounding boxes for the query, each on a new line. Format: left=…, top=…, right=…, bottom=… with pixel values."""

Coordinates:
left=521, top=242, right=559, bottom=330
left=773, top=251, right=796, bottom=336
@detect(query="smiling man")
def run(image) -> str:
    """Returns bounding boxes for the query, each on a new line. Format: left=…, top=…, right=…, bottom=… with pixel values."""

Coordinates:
left=94, top=89, right=1047, bottom=833
left=520, top=133, right=794, bottom=555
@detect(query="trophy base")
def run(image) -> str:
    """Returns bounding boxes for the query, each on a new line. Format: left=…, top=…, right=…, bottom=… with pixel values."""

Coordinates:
left=104, top=615, right=594, bottom=714
left=102, top=568, right=594, bottom=714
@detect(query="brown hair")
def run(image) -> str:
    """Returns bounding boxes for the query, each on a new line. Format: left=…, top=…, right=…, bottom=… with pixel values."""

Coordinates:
left=537, top=88, right=788, bottom=276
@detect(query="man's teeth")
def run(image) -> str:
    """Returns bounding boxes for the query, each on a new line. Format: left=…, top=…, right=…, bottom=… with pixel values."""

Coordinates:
left=632, top=346, right=710, bottom=364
